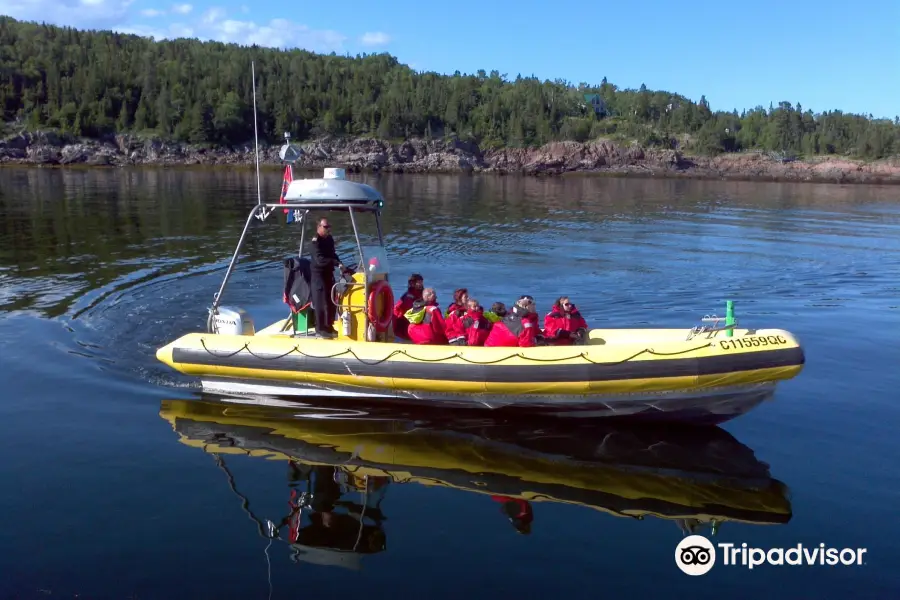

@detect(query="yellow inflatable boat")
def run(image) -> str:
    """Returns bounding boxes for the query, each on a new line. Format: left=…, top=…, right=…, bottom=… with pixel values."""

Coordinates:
left=157, top=324, right=804, bottom=423
left=159, top=396, right=793, bottom=543
left=154, top=164, right=805, bottom=425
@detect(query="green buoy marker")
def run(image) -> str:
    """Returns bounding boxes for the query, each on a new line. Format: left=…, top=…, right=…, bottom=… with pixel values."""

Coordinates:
left=725, top=300, right=735, bottom=337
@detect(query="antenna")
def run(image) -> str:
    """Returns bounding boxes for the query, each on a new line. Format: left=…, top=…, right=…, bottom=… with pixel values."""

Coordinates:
left=251, top=60, right=262, bottom=206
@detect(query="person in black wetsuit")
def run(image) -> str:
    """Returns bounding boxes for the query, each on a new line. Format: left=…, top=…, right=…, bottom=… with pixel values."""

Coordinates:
left=310, top=216, right=345, bottom=338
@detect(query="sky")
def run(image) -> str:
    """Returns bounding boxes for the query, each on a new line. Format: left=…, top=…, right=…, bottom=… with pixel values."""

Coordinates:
left=2, top=0, right=898, bottom=120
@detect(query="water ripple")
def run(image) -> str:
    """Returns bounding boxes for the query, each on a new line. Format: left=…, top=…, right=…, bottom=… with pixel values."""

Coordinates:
left=2, top=169, right=900, bottom=598
left=1, top=169, right=899, bottom=391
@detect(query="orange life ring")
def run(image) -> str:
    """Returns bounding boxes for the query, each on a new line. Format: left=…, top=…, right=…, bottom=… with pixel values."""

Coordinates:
left=367, top=280, right=394, bottom=333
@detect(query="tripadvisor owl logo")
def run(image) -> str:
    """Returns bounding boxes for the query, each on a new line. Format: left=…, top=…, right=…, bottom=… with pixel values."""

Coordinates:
left=674, top=534, right=868, bottom=575
left=675, top=535, right=716, bottom=575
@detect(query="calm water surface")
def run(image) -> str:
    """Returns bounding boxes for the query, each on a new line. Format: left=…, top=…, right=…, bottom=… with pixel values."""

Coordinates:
left=1, top=168, right=899, bottom=598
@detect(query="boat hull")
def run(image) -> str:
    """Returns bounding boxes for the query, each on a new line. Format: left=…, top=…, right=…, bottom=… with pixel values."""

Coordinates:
left=156, top=325, right=804, bottom=425
left=198, top=378, right=777, bottom=425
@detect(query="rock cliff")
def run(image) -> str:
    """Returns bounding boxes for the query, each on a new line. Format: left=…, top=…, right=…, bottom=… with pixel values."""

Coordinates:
left=2, top=130, right=899, bottom=184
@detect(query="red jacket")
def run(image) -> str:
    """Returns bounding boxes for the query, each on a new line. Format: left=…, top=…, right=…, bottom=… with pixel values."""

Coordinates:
left=543, top=306, right=588, bottom=345
left=491, top=495, right=533, bottom=521
left=462, top=309, right=491, bottom=346
left=490, top=495, right=534, bottom=533
left=484, top=310, right=539, bottom=348
left=445, top=307, right=467, bottom=344
left=392, top=289, right=422, bottom=340
left=408, top=303, right=448, bottom=345
left=445, top=302, right=466, bottom=318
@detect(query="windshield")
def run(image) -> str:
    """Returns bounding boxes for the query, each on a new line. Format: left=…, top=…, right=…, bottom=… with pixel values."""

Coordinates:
left=359, top=245, right=391, bottom=277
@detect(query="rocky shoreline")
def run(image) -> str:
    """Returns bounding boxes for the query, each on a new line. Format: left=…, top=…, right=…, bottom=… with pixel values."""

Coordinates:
left=2, top=130, right=899, bottom=184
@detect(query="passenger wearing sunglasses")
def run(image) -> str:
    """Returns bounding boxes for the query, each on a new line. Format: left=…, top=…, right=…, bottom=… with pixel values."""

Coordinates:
left=543, top=296, right=588, bottom=345
left=484, top=295, right=540, bottom=348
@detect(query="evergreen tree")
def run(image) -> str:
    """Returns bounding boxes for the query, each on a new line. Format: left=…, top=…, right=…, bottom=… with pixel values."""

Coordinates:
left=0, top=16, right=896, bottom=159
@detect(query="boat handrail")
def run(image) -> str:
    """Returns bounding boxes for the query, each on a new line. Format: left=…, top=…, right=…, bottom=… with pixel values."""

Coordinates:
left=290, top=300, right=371, bottom=337
left=210, top=201, right=385, bottom=328
left=332, top=279, right=367, bottom=305
left=266, top=202, right=383, bottom=212
left=211, top=204, right=262, bottom=315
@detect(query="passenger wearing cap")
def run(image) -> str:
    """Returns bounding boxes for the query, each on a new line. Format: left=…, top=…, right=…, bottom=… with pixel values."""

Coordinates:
left=543, top=296, right=589, bottom=345
left=404, top=288, right=448, bottom=345
left=484, top=295, right=540, bottom=348
left=392, top=273, right=424, bottom=340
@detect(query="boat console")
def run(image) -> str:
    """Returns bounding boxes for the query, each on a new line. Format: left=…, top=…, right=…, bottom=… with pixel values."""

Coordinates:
left=208, top=137, right=395, bottom=344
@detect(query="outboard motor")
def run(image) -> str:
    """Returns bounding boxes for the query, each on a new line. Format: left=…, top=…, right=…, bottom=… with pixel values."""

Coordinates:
left=209, top=306, right=256, bottom=336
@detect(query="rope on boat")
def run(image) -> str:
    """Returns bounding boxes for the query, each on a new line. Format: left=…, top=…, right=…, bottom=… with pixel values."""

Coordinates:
left=197, top=337, right=715, bottom=366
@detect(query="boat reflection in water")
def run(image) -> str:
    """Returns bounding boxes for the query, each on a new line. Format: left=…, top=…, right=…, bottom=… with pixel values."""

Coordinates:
left=158, top=392, right=792, bottom=570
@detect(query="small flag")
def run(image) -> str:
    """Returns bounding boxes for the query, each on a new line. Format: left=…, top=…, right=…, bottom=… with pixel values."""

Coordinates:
left=279, top=164, right=294, bottom=222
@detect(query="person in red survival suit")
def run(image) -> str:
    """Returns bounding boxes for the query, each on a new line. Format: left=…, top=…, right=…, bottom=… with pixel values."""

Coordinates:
left=444, top=288, right=469, bottom=345
left=484, top=295, right=541, bottom=348
left=462, top=298, right=491, bottom=346
left=405, top=288, right=448, bottom=345
left=543, top=296, right=588, bottom=345
left=491, top=496, right=534, bottom=535
left=444, top=288, right=469, bottom=317
left=392, top=273, right=424, bottom=341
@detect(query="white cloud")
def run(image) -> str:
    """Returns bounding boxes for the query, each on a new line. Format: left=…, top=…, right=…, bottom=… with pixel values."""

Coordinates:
left=122, top=10, right=345, bottom=51
left=203, top=17, right=346, bottom=51
left=168, top=22, right=194, bottom=37
left=359, top=31, right=390, bottom=46
left=114, top=22, right=168, bottom=38
left=201, top=6, right=226, bottom=24
left=5, top=2, right=353, bottom=53
left=2, top=0, right=134, bottom=29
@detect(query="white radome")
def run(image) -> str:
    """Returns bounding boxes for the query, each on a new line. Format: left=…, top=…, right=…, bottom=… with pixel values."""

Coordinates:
left=282, top=168, right=384, bottom=204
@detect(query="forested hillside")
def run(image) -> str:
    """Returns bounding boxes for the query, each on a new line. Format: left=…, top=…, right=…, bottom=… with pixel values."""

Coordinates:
left=1, top=16, right=898, bottom=159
